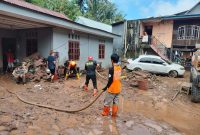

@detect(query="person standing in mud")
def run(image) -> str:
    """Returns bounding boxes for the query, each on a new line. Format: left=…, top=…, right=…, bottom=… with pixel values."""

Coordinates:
left=47, top=50, right=56, bottom=82
left=84, top=56, right=98, bottom=96
left=102, top=53, right=121, bottom=117
left=6, top=49, right=14, bottom=72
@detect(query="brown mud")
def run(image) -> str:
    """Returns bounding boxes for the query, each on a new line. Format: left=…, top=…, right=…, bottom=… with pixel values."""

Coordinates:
left=0, top=72, right=199, bottom=135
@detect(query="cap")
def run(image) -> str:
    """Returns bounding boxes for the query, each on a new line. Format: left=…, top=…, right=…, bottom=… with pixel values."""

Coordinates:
left=88, top=56, right=93, bottom=60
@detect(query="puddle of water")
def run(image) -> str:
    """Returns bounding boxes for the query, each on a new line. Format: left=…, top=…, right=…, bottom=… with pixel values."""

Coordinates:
left=119, top=96, right=200, bottom=135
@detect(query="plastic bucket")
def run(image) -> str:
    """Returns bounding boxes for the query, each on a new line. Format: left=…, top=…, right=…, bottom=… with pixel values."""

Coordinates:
left=138, top=80, right=148, bottom=90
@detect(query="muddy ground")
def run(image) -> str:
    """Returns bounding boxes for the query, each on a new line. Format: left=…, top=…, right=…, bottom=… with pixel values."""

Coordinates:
left=0, top=71, right=200, bottom=135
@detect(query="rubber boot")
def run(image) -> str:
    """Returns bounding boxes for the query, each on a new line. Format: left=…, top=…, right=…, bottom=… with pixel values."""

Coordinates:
left=65, top=73, right=69, bottom=80
left=93, top=89, right=98, bottom=96
left=84, top=85, right=88, bottom=91
left=112, top=105, right=118, bottom=117
left=101, top=106, right=110, bottom=116
left=76, top=73, right=80, bottom=80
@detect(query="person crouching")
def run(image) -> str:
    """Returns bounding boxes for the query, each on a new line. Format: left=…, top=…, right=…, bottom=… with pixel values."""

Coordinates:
left=102, top=54, right=121, bottom=117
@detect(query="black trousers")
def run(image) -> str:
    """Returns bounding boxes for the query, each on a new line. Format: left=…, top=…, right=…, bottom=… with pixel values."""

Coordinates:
left=85, top=75, right=97, bottom=89
left=64, top=67, right=78, bottom=76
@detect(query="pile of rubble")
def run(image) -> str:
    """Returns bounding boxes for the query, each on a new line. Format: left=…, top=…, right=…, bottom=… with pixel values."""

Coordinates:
left=12, top=53, right=52, bottom=82
left=122, top=70, right=158, bottom=89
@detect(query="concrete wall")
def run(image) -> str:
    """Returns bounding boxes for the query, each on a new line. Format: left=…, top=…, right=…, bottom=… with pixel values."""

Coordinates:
left=16, top=28, right=53, bottom=60
left=112, top=23, right=125, bottom=56
left=38, top=28, right=53, bottom=58
left=152, top=20, right=173, bottom=48
left=53, top=28, right=113, bottom=69
left=52, top=28, right=69, bottom=65
left=0, top=29, right=16, bottom=68
left=85, top=35, right=113, bottom=68
left=141, top=20, right=174, bottom=48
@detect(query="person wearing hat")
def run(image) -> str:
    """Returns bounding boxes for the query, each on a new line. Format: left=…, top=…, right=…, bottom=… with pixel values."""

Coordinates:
left=84, top=56, right=98, bottom=96
left=101, top=53, right=121, bottom=117
left=64, top=60, right=79, bottom=80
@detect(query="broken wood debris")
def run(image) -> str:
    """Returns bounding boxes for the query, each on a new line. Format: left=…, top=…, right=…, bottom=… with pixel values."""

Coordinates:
left=12, top=53, right=51, bottom=83
left=122, top=70, right=158, bottom=89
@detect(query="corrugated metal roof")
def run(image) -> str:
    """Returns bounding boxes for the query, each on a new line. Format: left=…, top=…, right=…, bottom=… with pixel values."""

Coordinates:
left=76, top=16, right=112, bottom=32
left=185, top=1, right=200, bottom=15
left=0, top=0, right=120, bottom=38
left=2, top=0, right=70, bottom=20
left=140, top=2, right=200, bottom=21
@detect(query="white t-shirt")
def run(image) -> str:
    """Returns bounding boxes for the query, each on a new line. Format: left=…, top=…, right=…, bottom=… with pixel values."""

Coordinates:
left=142, top=35, right=148, bottom=43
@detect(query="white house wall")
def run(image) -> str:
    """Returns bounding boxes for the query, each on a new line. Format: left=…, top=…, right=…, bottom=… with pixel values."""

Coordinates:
left=87, top=35, right=113, bottom=68
left=38, top=28, right=53, bottom=58
left=53, top=28, right=113, bottom=70
left=52, top=28, right=69, bottom=65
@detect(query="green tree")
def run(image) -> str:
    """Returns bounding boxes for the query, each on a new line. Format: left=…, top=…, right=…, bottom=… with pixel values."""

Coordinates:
left=76, top=0, right=124, bottom=24
left=42, top=0, right=81, bottom=20
left=26, top=0, right=81, bottom=20
left=26, top=0, right=124, bottom=23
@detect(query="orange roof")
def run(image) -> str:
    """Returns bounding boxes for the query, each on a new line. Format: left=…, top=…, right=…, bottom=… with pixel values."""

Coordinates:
left=2, top=0, right=70, bottom=20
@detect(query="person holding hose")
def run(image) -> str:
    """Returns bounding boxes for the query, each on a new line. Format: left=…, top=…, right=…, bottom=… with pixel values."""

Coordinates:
left=84, top=56, right=98, bottom=96
left=102, top=53, right=121, bottom=117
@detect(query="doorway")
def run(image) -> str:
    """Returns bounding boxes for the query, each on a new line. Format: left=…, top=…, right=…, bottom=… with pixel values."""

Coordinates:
left=144, top=25, right=153, bottom=36
left=2, top=38, right=16, bottom=72
left=144, top=25, right=153, bottom=44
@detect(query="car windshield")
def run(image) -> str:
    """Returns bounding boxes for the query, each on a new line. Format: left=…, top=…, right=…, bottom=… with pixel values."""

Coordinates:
left=162, top=59, right=172, bottom=64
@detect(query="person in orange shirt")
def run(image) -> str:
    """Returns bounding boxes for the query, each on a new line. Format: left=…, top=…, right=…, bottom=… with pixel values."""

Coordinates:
left=102, top=53, right=121, bottom=117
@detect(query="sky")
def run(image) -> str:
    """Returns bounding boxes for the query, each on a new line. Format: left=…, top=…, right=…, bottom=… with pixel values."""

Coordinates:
left=113, top=0, right=200, bottom=19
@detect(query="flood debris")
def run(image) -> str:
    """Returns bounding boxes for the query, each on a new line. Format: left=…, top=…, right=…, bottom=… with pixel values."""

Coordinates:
left=12, top=53, right=54, bottom=83
left=171, top=82, right=191, bottom=101
left=122, top=70, right=158, bottom=89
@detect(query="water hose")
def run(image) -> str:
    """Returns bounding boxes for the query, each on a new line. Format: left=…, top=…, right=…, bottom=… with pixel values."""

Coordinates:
left=0, top=71, right=110, bottom=113
left=4, top=86, right=104, bottom=113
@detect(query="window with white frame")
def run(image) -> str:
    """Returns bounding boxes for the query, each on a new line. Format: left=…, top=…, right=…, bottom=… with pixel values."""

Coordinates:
left=178, top=25, right=200, bottom=40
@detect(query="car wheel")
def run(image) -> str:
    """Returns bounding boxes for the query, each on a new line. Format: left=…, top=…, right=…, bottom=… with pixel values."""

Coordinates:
left=191, top=83, right=200, bottom=103
left=168, top=70, right=178, bottom=78
left=133, top=67, right=142, bottom=71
